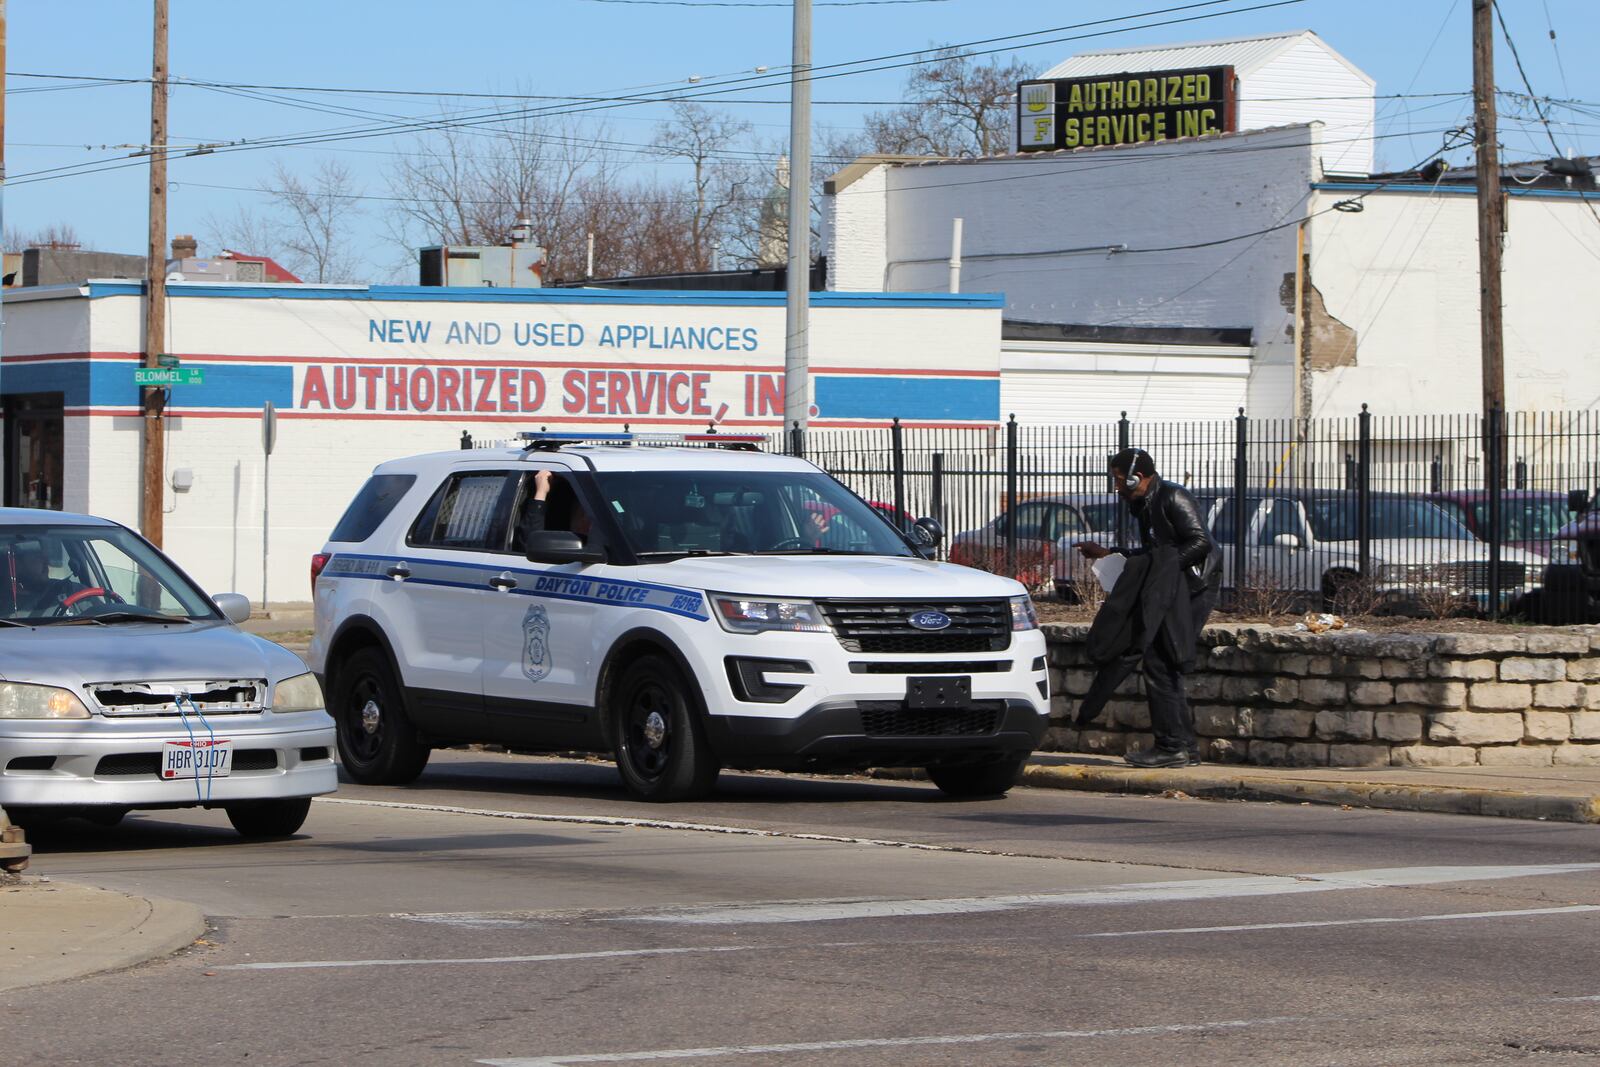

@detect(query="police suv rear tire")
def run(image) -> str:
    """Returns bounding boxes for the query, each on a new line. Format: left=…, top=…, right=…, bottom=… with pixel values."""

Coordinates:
left=927, top=755, right=1026, bottom=798
left=611, top=654, right=719, bottom=802
left=332, top=646, right=431, bottom=785
left=226, top=797, right=311, bottom=838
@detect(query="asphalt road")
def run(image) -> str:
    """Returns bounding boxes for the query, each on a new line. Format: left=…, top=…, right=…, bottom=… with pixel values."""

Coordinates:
left=6, top=749, right=1600, bottom=1066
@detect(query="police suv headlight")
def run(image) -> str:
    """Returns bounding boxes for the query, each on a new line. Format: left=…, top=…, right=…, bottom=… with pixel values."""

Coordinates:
left=0, top=682, right=91, bottom=719
left=711, top=595, right=830, bottom=634
left=272, top=672, right=325, bottom=713
left=1010, top=594, right=1040, bottom=631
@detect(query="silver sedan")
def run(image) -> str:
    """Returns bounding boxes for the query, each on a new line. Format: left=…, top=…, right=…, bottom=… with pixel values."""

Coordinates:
left=0, top=509, right=336, bottom=836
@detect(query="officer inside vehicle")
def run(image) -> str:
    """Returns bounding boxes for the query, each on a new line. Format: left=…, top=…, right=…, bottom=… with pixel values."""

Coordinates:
left=516, top=470, right=593, bottom=549
left=7, top=538, right=84, bottom=616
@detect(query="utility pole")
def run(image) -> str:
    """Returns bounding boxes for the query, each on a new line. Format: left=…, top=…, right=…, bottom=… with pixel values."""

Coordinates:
left=0, top=0, right=28, bottom=876
left=141, top=0, right=169, bottom=546
left=1472, top=0, right=1505, bottom=418
left=782, top=0, right=812, bottom=431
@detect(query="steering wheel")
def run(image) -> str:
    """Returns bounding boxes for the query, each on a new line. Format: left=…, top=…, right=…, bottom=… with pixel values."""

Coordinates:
left=52, top=587, right=124, bottom=618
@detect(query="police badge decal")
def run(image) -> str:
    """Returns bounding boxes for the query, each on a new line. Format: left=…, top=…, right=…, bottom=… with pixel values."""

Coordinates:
left=521, top=604, right=552, bottom=681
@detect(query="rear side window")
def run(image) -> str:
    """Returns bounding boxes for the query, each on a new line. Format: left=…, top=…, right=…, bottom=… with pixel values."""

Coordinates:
left=330, top=475, right=416, bottom=543
left=410, top=472, right=516, bottom=550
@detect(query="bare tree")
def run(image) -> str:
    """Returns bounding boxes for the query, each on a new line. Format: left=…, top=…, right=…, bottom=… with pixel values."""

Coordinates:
left=4, top=221, right=81, bottom=250
left=202, top=159, right=364, bottom=283
left=857, top=48, right=1031, bottom=157
left=649, top=102, right=759, bottom=271
left=266, top=160, right=365, bottom=283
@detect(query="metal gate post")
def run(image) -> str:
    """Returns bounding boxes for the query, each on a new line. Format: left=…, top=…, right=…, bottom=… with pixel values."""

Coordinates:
left=789, top=420, right=805, bottom=459
left=1116, top=409, right=1132, bottom=550
left=930, top=451, right=945, bottom=535
left=1232, top=407, right=1248, bottom=595
left=890, top=418, right=907, bottom=532
left=1488, top=407, right=1504, bottom=619
left=1358, top=404, right=1373, bottom=580
left=1005, top=414, right=1019, bottom=579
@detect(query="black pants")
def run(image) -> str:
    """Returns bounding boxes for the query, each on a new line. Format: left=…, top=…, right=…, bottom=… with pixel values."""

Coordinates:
left=1141, top=642, right=1197, bottom=753
left=1078, top=642, right=1196, bottom=753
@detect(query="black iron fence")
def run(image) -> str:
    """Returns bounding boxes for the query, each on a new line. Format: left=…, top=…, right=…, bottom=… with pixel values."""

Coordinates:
left=790, top=410, right=1600, bottom=621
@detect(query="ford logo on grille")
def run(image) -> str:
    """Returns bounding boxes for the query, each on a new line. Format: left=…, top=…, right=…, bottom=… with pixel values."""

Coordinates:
left=908, top=610, right=952, bottom=631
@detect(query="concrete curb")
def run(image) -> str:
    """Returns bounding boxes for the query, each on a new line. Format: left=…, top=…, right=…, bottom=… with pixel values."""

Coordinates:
left=1019, top=763, right=1600, bottom=824
left=0, top=882, right=206, bottom=995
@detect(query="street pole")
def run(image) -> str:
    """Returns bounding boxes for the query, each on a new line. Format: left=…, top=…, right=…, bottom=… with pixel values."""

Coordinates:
left=1472, top=0, right=1505, bottom=419
left=0, top=0, right=25, bottom=876
left=782, top=0, right=812, bottom=431
left=141, top=0, right=169, bottom=547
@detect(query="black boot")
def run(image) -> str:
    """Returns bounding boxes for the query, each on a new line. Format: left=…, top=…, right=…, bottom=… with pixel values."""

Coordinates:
left=1124, top=746, right=1190, bottom=768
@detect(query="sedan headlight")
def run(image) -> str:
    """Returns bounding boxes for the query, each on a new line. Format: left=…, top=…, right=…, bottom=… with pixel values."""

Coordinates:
left=1549, top=541, right=1578, bottom=566
left=272, top=672, right=325, bottom=712
left=711, top=595, right=830, bottom=634
left=0, top=682, right=91, bottom=719
left=1010, top=594, right=1040, bottom=631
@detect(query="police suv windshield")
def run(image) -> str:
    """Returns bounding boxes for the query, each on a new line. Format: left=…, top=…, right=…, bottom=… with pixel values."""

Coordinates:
left=0, top=524, right=219, bottom=624
left=592, top=471, right=914, bottom=559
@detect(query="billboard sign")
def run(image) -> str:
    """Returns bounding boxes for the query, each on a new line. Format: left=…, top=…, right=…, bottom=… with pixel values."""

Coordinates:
left=1017, top=65, right=1236, bottom=152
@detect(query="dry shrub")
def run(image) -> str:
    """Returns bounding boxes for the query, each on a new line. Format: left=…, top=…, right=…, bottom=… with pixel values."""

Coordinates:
left=1325, top=572, right=1390, bottom=618
left=1402, top=566, right=1476, bottom=620
left=1225, top=570, right=1304, bottom=619
left=958, top=541, right=1058, bottom=599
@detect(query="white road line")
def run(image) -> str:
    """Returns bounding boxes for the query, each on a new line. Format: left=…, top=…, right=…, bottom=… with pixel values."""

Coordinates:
left=474, top=1016, right=1312, bottom=1066
left=216, top=945, right=758, bottom=972
left=313, top=795, right=1016, bottom=856
left=1078, top=904, right=1600, bottom=938
left=619, top=864, right=1600, bottom=925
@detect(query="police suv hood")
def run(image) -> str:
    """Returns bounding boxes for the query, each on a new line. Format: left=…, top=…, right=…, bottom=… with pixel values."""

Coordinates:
left=638, top=554, right=1029, bottom=600
left=0, top=620, right=309, bottom=690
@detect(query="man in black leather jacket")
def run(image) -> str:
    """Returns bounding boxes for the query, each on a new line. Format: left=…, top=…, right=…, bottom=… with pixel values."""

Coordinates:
left=1077, top=448, right=1221, bottom=767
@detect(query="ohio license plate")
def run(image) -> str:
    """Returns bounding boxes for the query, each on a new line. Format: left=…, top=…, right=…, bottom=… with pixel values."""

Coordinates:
left=161, top=739, right=233, bottom=779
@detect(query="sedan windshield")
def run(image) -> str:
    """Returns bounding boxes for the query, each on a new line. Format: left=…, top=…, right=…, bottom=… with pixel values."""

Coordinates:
left=0, top=524, right=220, bottom=623
left=592, top=470, right=914, bottom=558
left=1305, top=497, right=1474, bottom=542
left=1471, top=498, right=1569, bottom=542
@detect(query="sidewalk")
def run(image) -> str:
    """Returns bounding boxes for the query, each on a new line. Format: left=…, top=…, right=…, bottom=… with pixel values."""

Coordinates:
left=1023, top=754, right=1600, bottom=823
left=0, top=880, right=204, bottom=995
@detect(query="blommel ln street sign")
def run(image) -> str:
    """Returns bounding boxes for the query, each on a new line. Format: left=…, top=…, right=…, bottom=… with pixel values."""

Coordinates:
left=134, top=367, right=205, bottom=386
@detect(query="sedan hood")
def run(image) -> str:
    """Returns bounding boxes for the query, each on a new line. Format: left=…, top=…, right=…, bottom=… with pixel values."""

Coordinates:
left=1366, top=539, right=1543, bottom=566
left=0, top=620, right=307, bottom=688
left=637, top=554, right=1027, bottom=600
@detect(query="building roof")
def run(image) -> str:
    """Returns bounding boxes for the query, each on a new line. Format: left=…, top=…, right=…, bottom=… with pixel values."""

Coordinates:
left=1040, top=28, right=1372, bottom=87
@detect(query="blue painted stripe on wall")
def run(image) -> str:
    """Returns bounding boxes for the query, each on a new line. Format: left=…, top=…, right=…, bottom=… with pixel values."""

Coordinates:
left=70, top=363, right=295, bottom=409
left=0, top=361, right=92, bottom=405
left=70, top=282, right=1006, bottom=310
left=814, top=375, right=999, bottom=421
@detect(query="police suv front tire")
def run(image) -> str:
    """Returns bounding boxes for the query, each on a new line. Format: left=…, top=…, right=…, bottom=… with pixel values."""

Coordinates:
left=611, top=654, right=719, bottom=802
left=927, top=755, right=1026, bottom=798
left=332, top=646, right=431, bottom=785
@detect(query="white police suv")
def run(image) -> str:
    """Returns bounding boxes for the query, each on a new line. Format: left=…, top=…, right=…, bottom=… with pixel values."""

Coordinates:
left=307, top=433, right=1049, bottom=801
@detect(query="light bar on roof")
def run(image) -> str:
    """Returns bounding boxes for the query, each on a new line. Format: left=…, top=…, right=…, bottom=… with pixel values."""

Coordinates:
left=517, top=431, right=634, bottom=443
left=638, top=433, right=768, bottom=445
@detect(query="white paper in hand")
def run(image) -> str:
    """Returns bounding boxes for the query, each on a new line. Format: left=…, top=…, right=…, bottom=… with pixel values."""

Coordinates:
left=1092, top=553, right=1125, bottom=594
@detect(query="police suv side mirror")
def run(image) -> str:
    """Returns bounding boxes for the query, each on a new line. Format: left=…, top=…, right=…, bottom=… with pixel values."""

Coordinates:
left=525, top=530, right=604, bottom=565
left=913, top=516, right=944, bottom=547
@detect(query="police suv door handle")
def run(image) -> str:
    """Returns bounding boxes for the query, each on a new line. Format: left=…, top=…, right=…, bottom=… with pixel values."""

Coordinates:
left=386, top=563, right=412, bottom=580
left=489, top=572, right=518, bottom=591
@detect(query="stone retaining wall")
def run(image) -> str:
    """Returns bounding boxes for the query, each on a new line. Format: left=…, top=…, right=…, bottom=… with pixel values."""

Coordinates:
left=1043, top=623, right=1600, bottom=768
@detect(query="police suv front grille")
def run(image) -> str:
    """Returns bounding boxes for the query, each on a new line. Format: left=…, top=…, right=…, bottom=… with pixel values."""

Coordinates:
left=817, top=600, right=1011, bottom=654
left=86, top=680, right=265, bottom=716
left=858, top=700, right=1004, bottom=737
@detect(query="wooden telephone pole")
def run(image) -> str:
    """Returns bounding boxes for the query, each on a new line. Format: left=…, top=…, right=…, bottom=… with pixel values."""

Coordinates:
left=141, top=0, right=168, bottom=546
left=1472, top=0, right=1505, bottom=417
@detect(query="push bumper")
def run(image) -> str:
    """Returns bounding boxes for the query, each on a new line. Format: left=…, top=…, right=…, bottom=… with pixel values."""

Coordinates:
left=705, top=698, right=1046, bottom=773
left=0, top=710, right=338, bottom=809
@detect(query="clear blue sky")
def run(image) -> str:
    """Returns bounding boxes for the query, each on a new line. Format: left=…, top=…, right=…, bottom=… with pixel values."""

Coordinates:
left=7, top=0, right=1598, bottom=280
